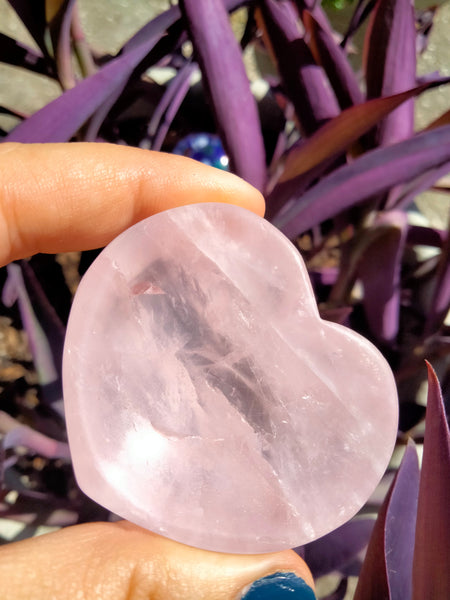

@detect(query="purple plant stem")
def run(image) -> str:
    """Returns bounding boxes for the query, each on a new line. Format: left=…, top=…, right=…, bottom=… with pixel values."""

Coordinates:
left=147, top=61, right=198, bottom=151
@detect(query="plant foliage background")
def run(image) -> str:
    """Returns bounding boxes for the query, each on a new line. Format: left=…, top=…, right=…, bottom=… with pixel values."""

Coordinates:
left=0, top=1, right=450, bottom=598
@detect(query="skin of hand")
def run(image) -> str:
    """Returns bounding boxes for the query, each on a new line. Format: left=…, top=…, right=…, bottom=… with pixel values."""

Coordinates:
left=0, top=143, right=315, bottom=600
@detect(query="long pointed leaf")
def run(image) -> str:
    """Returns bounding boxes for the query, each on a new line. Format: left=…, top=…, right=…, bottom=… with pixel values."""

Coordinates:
left=354, top=441, right=420, bottom=600
left=276, top=80, right=450, bottom=186
left=258, top=0, right=340, bottom=137
left=413, top=363, right=450, bottom=599
left=272, top=125, right=450, bottom=238
left=303, top=11, right=364, bottom=110
left=147, top=61, right=198, bottom=151
left=180, top=0, right=266, bottom=190
left=364, top=0, right=416, bottom=146
left=384, top=441, right=420, bottom=599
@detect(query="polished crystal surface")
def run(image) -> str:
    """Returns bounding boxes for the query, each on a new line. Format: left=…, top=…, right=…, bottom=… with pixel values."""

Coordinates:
left=63, top=203, right=398, bottom=553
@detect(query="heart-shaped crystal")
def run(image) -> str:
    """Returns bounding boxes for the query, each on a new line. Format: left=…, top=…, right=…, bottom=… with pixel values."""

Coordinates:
left=63, top=203, right=398, bottom=553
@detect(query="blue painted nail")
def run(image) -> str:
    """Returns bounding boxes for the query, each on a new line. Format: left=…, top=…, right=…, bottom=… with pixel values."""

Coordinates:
left=240, top=572, right=316, bottom=599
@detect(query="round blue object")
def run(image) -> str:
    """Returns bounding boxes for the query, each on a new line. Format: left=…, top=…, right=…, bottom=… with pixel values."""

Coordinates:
left=173, top=133, right=229, bottom=171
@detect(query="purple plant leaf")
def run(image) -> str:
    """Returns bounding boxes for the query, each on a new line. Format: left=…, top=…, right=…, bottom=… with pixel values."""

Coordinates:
left=272, top=124, right=450, bottom=238
left=4, top=34, right=163, bottom=143
left=302, top=518, right=375, bottom=578
left=258, top=0, right=340, bottom=137
left=273, top=80, right=449, bottom=188
left=0, top=411, right=70, bottom=459
left=354, top=441, right=420, bottom=600
left=180, top=0, right=266, bottom=190
left=303, top=11, right=364, bottom=110
left=82, top=83, right=129, bottom=143
left=147, top=61, right=198, bottom=151
left=357, top=211, right=408, bottom=344
left=424, top=223, right=450, bottom=334
left=387, top=160, right=450, bottom=210
left=364, top=0, right=416, bottom=146
left=384, top=441, right=419, bottom=600
left=2, top=264, right=58, bottom=386
left=413, top=363, right=450, bottom=599
left=0, top=33, right=55, bottom=77
left=383, top=441, right=420, bottom=599
left=6, top=0, right=49, bottom=57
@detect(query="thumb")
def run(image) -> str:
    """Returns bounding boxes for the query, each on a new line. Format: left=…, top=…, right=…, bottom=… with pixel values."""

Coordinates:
left=0, top=520, right=315, bottom=599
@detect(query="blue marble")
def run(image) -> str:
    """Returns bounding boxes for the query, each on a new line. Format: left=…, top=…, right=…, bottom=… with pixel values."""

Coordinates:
left=173, top=133, right=229, bottom=171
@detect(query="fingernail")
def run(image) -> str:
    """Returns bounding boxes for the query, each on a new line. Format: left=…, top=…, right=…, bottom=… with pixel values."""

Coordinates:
left=240, top=572, right=316, bottom=599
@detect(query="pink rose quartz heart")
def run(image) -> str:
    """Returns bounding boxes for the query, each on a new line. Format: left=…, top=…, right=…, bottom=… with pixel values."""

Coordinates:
left=63, top=202, right=398, bottom=554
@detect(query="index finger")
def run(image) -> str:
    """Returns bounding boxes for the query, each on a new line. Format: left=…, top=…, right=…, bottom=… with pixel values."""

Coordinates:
left=0, top=142, right=265, bottom=266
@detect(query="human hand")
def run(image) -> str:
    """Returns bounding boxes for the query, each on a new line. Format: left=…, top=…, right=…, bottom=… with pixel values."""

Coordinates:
left=0, top=143, right=315, bottom=599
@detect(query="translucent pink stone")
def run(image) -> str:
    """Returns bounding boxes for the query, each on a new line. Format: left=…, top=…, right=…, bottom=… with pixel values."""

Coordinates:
left=63, top=203, right=398, bottom=553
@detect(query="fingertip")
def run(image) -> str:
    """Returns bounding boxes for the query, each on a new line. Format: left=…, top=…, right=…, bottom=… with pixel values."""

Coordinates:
left=0, top=143, right=266, bottom=265
left=139, top=151, right=266, bottom=218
